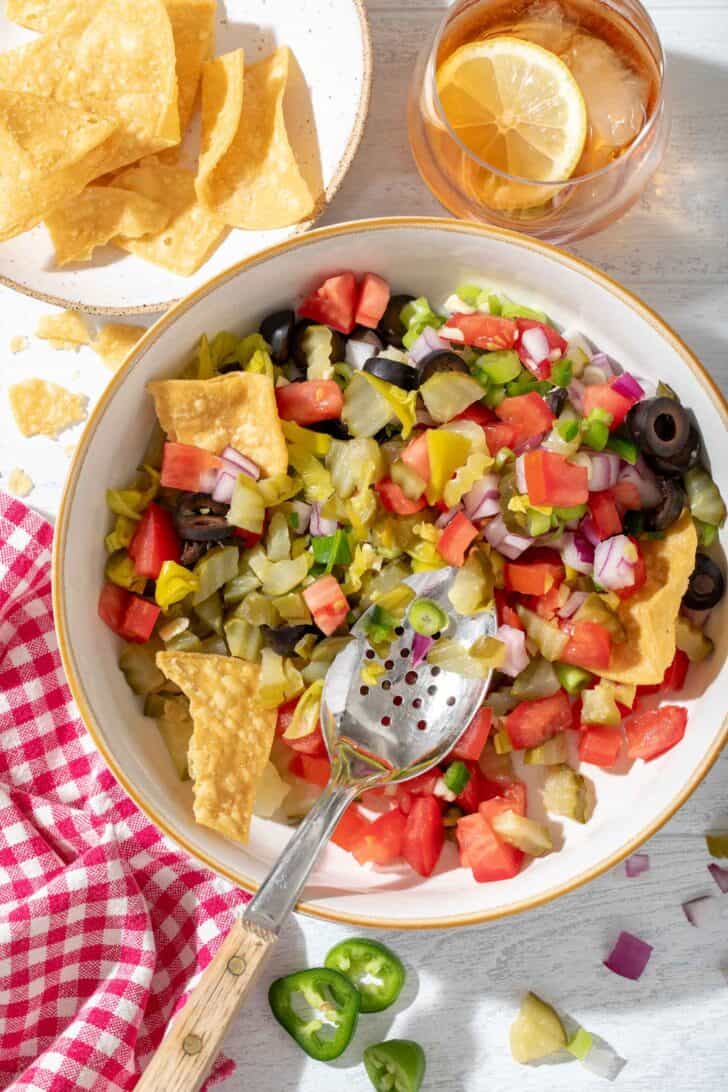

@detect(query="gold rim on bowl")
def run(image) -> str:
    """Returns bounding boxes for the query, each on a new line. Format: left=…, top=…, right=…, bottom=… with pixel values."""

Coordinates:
left=54, top=217, right=728, bottom=930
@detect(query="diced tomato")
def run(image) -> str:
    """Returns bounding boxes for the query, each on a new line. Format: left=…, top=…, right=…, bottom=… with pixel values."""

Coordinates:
left=561, top=620, right=612, bottom=671
left=579, top=726, right=622, bottom=767
left=375, top=478, right=427, bottom=515
left=504, top=547, right=564, bottom=597
left=522, top=450, right=589, bottom=508
left=455, top=764, right=490, bottom=814
left=582, top=383, right=633, bottom=430
left=588, top=492, right=623, bottom=540
left=331, top=805, right=371, bottom=852
left=289, top=753, right=331, bottom=788
left=119, top=596, right=160, bottom=643
left=496, top=392, right=554, bottom=444
left=354, top=272, right=390, bottom=329
left=610, top=480, right=642, bottom=511
left=401, top=431, right=431, bottom=483
left=161, top=442, right=222, bottom=493
left=275, top=379, right=344, bottom=425
left=535, top=585, right=565, bottom=620
left=661, top=649, right=690, bottom=693
left=495, top=589, right=524, bottom=631
left=402, top=795, right=445, bottom=877
left=275, top=698, right=299, bottom=737
left=506, top=690, right=572, bottom=750
left=454, top=403, right=497, bottom=429
left=352, top=808, right=407, bottom=866
left=483, top=421, right=518, bottom=455
left=287, top=724, right=327, bottom=756
left=395, top=768, right=442, bottom=814
left=614, top=542, right=646, bottom=600
left=626, top=705, right=688, bottom=761
left=452, top=707, right=492, bottom=761
left=441, top=313, right=518, bottom=351
left=298, top=272, right=358, bottom=334
left=501, top=779, right=527, bottom=816
left=436, top=511, right=479, bottom=567
left=128, top=503, right=180, bottom=580
left=457, top=800, right=523, bottom=882
left=302, top=575, right=349, bottom=636
left=98, top=583, right=131, bottom=636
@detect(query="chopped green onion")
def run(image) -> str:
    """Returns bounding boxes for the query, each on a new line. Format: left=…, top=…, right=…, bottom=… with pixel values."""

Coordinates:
left=555, top=661, right=593, bottom=695
left=606, top=433, right=638, bottom=463
left=550, top=359, right=573, bottom=387
left=500, top=299, right=549, bottom=322
left=400, top=296, right=444, bottom=350
left=312, top=529, right=352, bottom=572
left=581, top=410, right=611, bottom=451
left=474, top=350, right=521, bottom=386
left=455, top=284, right=483, bottom=307
left=443, top=761, right=470, bottom=795
left=363, top=604, right=398, bottom=645
left=695, top=519, right=718, bottom=547
left=408, top=597, right=448, bottom=637
left=494, top=446, right=514, bottom=469
left=556, top=418, right=580, bottom=442
left=487, top=293, right=502, bottom=315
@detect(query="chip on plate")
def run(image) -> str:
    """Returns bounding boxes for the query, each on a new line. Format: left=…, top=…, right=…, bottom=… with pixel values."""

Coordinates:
left=94, top=323, right=147, bottom=371
left=0, top=91, right=119, bottom=241
left=196, top=46, right=314, bottom=230
left=166, top=0, right=217, bottom=138
left=112, top=158, right=227, bottom=276
left=36, top=309, right=92, bottom=349
left=9, top=378, right=87, bottom=438
left=601, top=510, right=698, bottom=685
left=156, top=651, right=276, bottom=843
left=148, top=371, right=288, bottom=476
left=6, top=0, right=79, bottom=32
left=45, top=186, right=171, bottom=266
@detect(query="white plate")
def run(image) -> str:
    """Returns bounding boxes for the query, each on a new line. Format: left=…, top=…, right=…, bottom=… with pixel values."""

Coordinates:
left=0, top=0, right=371, bottom=313
left=55, top=219, right=728, bottom=930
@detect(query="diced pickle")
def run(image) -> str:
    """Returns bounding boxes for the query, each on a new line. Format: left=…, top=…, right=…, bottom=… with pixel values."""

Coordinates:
left=491, top=811, right=553, bottom=856
left=223, top=570, right=261, bottom=605
left=143, top=692, right=166, bottom=718
left=574, top=593, right=626, bottom=641
left=118, top=642, right=165, bottom=696
left=241, top=591, right=280, bottom=627
left=224, top=617, right=262, bottom=661
left=543, top=764, right=590, bottom=823
left=193, top=590, right=224, bottom=636
left=510, top=993, right=567, bottom=1064
left=156, top=697, right=193, bottom=781
left=191, top=545, right=239, bottom=606
left=493, top=728, right=513, bottom=755
left=581, top=680, right=621, bottom=726
left=227, top=475, right=265, bottom=533
left=164, top=630, right=203, bottom=653
left=199, top=634, right=228, bottom=655
left=273, top=592, right=311, bottom=623
left=524, top=732, right=569, bottom=766
left=266, top=511, right=291, bottom=561
left=516, top=606, right=568, bottom=661
left=512, top=656, right=561, bottom=701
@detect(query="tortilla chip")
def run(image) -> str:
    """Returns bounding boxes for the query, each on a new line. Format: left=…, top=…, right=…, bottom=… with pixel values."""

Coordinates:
left=5, top=0, right=77, bottom=32
left=45, top=186, right=171, bottom=266
left=196, top=46, right=314, bottom=229
left=36, top=310, right=92, bottom=349
left=6, top=468, right=34, bottom=498
left=600, top=511, right=698, bottom=685
left=0, top=0, right=179, bottom=173
left=94, top=322, right=147, bottom=371
left=147, top=372, right=287, bottom=476
left=112, top=159, right=226, bottom=276
left=166, top=0, right=216, bottom=137
left=0, top=91, right=119, bottom=241
left=156, top=651, right=276, bottom=843
left=10, top=336, right=29, bottom=354
left=9, top=378, right=87, bottom=438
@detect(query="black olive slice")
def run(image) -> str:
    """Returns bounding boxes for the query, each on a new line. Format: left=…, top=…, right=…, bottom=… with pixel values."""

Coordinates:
left=306, top=419, right=351, bottom=441
left=683, top=554, right=725, bottom=611
left=218, top=360, right=243, bottom=374
left=377, top=294, right=415, bottom=349
left=180, top=540, right=209, bottom=567
left=260, top=309, right=295, bottom=364
left=261, top=624, right=318, bottom=656
left=626, top=397, right=691, bottom=461
left=174, top=493, right=234, bottom=542
left=546, top=388, right=568, bottom=417
left=642, top=478, right=686, bottom=532
left=646, top=425, right=702, bottom=477
left=419, top=349, right=469, bottom=385
left=363, top=356, right=419, bottom=391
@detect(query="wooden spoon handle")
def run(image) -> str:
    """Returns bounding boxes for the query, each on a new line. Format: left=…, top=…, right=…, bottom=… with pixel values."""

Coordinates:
left=136, top=916, right=276, bottom=1092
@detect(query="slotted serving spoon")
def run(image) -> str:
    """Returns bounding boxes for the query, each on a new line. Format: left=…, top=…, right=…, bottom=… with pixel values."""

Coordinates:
left=137, top=568, right=497, bottom=1090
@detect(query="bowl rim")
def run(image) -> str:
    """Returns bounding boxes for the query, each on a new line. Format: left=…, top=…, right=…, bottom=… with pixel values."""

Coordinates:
left=0, top=0, right=373, bottom=316
left=54, top=215, right=728, bottom=930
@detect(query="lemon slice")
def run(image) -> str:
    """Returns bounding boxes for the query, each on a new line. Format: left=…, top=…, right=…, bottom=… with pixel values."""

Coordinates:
left=437, top=35, right=587, bottom=209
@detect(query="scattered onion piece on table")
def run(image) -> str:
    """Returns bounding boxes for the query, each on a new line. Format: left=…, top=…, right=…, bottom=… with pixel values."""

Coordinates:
left=603, top=932, right=653, bottom=980
left=708, top=863, right=728, bottom=893
left=624, top=854, right=650, bottom=878
left=682, top=895, right=721, bottom=928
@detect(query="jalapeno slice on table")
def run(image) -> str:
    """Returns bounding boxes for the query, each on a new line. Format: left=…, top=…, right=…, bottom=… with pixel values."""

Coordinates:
left=363, top=1039, right=426, bottom=1092
left=268, top=967, right=359, bottom=1060
left=324, top=938, right=405, bottom=1013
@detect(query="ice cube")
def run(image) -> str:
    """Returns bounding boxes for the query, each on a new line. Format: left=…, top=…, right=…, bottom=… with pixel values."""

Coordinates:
left=562, top=32, right=649, bottom=151
left=508, top=1, right=577, bottom=54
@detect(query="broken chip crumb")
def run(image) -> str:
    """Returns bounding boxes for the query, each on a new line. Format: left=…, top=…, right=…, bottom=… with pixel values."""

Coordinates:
left=94, top=322, right=147, bottom=371
left=6, top=467, right=34, bottom=498
left=64, top=443, right=77, bottom=457
left=9, top=378, right=87, bottom=438
left=10, top=335, right=28, bottom=354
left=36, top=310, right=92, bottom=350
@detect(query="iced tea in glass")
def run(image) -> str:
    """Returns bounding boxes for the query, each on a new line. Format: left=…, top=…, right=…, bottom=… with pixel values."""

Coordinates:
left=408, top=0, right=670, bottom=242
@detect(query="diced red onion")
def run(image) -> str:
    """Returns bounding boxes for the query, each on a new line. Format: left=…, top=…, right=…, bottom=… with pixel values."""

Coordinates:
left=484, top=516, right=533, bottom=559
left=603, top=931, right=653, bottom=980
left=221, top=445, right=260, bottom=480
left=580, top=516, right=601, bottom=548
left=198, top=467, right=219, bottom=494
left=581, top=1039, right=628, bottom=1081
left=520, top=326, right=550, bottom=371
left=310, top=502, right=337, bottom=537
left=618, top=459, right=662, bottom=509
left=212, top=470, right=236, bottom=504
left=513, top=431, right=547, bottom=455
left=587, top=452, right=621, bottom=492
left=625, top=853, right=650, bottom=878
left=558, top=589, right=589, bottom=618
left=561, top=532, right=594, bottom=575
left=290, top=500, right=311, bottom=533
left=409, top=326, right=449, bottom=364
left=708, top=863, right=728, bottom=894
left=611, top=373, right=644, bottom=401
left=590, top=351, right=623, bottom=377
left=568, top=378, right=585, bottom=412
left=345, top=338, right=379, bottom=370
left=463, top=474, right=500, bottom=520
left=682, top=895, right=721, bottom=928
left=583, top=363, right=609, bottom=386
left=436, top=505, right=460, bottom=529
left=411, top=633, right=434, bottom=668
left=496, top=624, right=529, bottom=677
left=594, top=535, right=638, bottom=591
left=514, top=454, right=528, bottom=493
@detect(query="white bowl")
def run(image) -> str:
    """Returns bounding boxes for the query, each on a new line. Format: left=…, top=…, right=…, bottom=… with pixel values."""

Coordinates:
left=54, top=219, right=728, bottom=929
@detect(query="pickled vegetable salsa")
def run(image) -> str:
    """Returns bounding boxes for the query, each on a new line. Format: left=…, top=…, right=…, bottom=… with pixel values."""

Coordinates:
left=99, top=270, right=726, bottom=884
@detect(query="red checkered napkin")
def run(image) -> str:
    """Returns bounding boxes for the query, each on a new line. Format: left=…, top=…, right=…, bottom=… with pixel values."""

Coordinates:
left=0, top=494, right=249, bottom=1091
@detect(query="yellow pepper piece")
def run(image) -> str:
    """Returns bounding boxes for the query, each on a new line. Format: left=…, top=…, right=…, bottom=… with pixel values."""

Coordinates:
left=281, top=419, right=332, bottom=456
left=155, top=561, right=199, bottom=611
left=361, top=372, right=418, bottom=439
left=426, top=429, right=470, bottom=504
left=361, top=662, right=386, bottom=687
left=508, top=494, right=552, bottom=516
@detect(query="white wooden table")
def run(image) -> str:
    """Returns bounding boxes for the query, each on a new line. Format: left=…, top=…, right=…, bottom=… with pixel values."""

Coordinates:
left=1, top=2, right=726, bottom=1089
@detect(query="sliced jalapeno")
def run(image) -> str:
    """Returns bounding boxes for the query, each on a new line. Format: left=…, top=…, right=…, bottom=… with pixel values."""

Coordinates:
left=268, top=967, right=359, bottom=1061
left=363, top=1039, right=426, bottom=1092
left=324, top=938, right=405, bottom=1013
